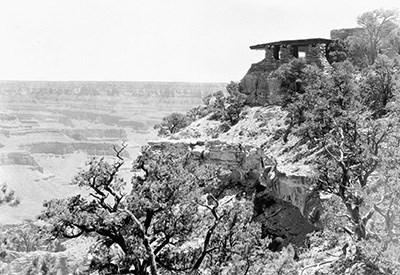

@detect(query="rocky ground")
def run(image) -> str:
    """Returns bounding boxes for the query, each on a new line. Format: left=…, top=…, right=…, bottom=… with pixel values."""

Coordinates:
left=153, top=106, right=320, bottom=244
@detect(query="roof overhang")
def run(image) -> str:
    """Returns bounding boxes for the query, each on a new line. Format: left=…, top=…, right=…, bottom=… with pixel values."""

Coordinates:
left=250, top=38, right=332, bottom=50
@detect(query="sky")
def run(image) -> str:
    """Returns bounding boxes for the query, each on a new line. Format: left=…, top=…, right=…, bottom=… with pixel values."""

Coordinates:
left=0, top=0, right=399, bottom=83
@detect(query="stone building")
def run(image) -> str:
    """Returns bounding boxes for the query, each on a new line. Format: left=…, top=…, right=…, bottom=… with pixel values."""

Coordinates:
left=240, top=38, right=332, bottom=106
left=250, top=38, right=332, bottom=69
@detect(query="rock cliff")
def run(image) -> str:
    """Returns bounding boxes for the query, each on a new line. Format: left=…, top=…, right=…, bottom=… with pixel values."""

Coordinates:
left=241, top=38, right=333, bottom=106
left=147, top=106, right=321, bottom=248
left=240, top=60, right=282, bottom=106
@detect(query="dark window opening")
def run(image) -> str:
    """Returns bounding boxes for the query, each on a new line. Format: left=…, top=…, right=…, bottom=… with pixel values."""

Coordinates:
left=292, top=45, right=299, bottom=58
left=273, top=45, right=280, bottom=60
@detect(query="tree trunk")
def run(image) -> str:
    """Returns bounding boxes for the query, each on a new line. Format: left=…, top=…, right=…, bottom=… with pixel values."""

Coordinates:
left=345, top=202, right=367, bottom=240
left=143, top=236, right=158, bottom=275
left=124, top=209, right=159, bottom=275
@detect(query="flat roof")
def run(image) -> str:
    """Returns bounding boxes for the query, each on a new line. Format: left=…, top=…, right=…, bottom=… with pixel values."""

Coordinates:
left=250, top=38, right=332, bottom=50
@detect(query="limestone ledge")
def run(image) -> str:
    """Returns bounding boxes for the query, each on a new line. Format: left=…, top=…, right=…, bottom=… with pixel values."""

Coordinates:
left=147, top=138, right=318, bottom=219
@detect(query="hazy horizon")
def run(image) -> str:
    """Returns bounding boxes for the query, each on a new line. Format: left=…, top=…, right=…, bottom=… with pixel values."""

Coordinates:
left=0, top=79, right=227, bottom=84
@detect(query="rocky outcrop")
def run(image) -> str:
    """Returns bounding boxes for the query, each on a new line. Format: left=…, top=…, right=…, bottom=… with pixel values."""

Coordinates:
left=240, top=61, right=282, bottom=106
left=150, top=138, right=318, bottom=212
left=241, top=38, right=332, bottom=106
left=149, top=140, right=270, bottom=201
left=147, top=138, right=319, bottom=247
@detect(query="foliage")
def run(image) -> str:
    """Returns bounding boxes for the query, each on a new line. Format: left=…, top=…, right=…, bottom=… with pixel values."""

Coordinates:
left=274, top=45, right=400, bottom=244
left=319, top=195, right=349, bottom=233
left=347, top=9, right=399, bottom=67
left=360, top=54, right=400, bottom=117
left=272, top=58, right=310, bottom=108
left=186, top=81, right=247, bottom=126
left=155, top=82, right=247, bottom=138
left=388, top=27, right=400, bottom=55
left=0, top=252, right=74, bottom=275
left=185, top=105, right=210, bottom=122
left=271, top=59, right=320, bottom=142
left=314, top=96, right=394, bottom=241
left=0, top=222, right=70, bottom=275
left=0, top=223, right=64, bottom=253
left=154, top=112, right=190, bottom=137
left=0, top=183, right=20, bottom=206
left=359, top=239, right=400, bottom=274
left=221, top=246, right=297, bottom=275
left=269, top=14, right=400, bottom=268
left=361, top=122, right=400, bottom=248
left=277, top=55, right=399, bottom=143
left=273, top=59, right=361, bottom=143
left=307, top=55, right=400, bottom=243
left=194, top=199, right=270, bottom=273
left=223, top=81, right=247, bottom=125
left=327, top=39, right=348, bottom=64
left=39, top=144, right=272, bottom=274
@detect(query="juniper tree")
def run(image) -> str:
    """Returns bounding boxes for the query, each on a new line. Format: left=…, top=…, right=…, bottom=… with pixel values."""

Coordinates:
left=40, top=144, right=269, bottom=274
